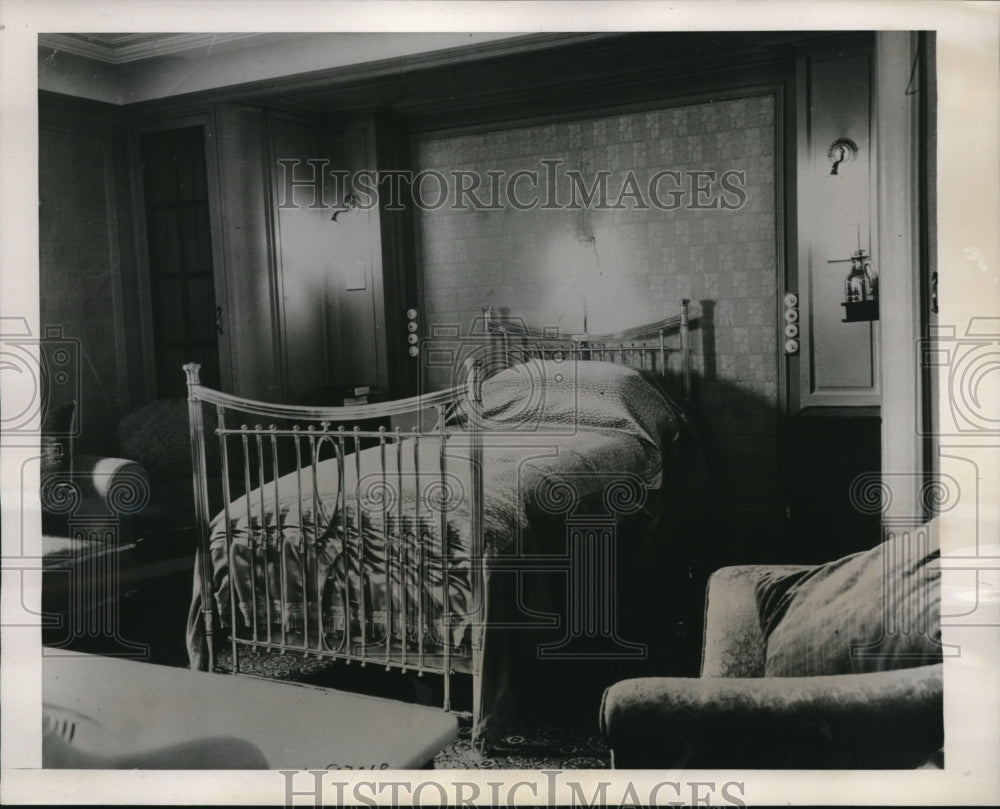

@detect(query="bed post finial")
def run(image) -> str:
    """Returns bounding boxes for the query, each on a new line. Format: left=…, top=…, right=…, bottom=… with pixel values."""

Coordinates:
left=680, top=299, right=691, bottom=397
left=184, top=362, right=202, bottom=394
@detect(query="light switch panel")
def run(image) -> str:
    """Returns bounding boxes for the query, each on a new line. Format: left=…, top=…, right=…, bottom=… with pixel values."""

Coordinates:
left=346, top=261, right=367, bottom=291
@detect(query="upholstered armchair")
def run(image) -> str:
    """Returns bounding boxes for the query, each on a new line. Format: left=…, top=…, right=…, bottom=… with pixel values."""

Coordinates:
left=40, top=402, right=152, bottom=651
left=600, top=523, right=944, bottom=769
left=42, top=397, right=215, bottom=562
left=41, top=397, right=218, bottom=652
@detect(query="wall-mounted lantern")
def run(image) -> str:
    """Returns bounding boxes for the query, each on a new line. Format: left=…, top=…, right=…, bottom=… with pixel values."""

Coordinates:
left=841, top=248, right=879, bottom=322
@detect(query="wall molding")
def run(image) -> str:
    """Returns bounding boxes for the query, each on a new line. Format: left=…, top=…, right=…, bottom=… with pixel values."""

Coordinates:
left=876, top=31, right=928, bottom=527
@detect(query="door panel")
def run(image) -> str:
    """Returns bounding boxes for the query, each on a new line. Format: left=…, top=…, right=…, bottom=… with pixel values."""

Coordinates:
left=793, top=42, right=880, bottom=409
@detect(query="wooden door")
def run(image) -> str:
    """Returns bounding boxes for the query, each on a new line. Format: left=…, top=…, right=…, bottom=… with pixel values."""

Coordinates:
left=139, top=126, right=220, bottom=397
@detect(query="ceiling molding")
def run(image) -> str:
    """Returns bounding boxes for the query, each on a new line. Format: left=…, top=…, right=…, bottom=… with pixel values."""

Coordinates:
left=38, top=33, right=263, bottom=64
left=37, top=31, right=832, bottom=110
left=78, top=32, right=613, bottom=111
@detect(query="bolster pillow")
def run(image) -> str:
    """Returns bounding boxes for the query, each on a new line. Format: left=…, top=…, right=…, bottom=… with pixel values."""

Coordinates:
left=41, top=455, right=151, bottom=520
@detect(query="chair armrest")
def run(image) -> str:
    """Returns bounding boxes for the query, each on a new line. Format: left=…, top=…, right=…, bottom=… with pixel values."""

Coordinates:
left=701, top=564, right=811, bottom=677
left=43, top=455, right=150, bottom=519
left=600, top=663, right=943, bottom=769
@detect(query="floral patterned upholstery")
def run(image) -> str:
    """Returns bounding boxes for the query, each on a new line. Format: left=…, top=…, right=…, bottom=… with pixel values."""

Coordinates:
left=699, top=564, right=809, bottom=678
left=601, top=530, right=944, bottom=769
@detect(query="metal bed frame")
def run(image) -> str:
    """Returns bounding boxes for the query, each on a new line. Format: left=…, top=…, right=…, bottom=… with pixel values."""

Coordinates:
left=483, top=299, right=692, bottom=391
left=184, top=299, right=692, bottom=736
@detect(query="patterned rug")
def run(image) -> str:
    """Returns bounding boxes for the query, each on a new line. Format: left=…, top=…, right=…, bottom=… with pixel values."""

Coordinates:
left=214, top=644, right=339, bottom=680
left=433, top=721, right=609, bottom=769
left=210, top=645, right=610, bottom=768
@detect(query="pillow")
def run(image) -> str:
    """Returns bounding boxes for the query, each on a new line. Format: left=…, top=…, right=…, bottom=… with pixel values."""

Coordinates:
left=474, top=359, right=677, bottom=445
left=756, top=527, right=942, bottom=676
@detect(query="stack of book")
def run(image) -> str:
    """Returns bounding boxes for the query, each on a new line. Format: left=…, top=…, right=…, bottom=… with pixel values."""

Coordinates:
left=343, top=385, right=378, bottom=406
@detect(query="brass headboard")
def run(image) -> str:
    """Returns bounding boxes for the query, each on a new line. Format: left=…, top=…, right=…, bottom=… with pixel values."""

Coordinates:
left=482, top=299, right=692, bottom=396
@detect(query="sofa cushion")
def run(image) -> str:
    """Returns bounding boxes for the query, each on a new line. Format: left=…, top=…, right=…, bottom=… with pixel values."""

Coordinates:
left=755, top=526, right=942, bottom=676
left=600, top=664, right=943, bottom=769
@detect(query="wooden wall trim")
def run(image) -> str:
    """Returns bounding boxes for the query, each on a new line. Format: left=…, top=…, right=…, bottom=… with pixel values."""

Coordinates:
left=203, top=110, right=235, bottom=395
left=100, top=131, right=130, bottom=416
left=372, top=109, right=419, bottom=398
left=104, top=33, right=818, bottom=124
left=877, top=31, right=926, bottom=527
left=213, top=104, right=281, bottom=401
left=260, top=109, right=286, bottom=398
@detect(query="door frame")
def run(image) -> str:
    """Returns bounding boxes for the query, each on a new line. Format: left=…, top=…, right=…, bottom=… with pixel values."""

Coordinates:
left=875, top=31, right=932, bottom=528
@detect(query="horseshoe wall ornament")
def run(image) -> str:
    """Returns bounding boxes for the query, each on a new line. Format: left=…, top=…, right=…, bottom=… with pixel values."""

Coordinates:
left=827, top=137, right=859, bottom=175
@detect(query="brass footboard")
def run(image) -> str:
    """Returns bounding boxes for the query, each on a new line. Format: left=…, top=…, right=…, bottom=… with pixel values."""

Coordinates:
left=184, top=363, right=486, bottom=725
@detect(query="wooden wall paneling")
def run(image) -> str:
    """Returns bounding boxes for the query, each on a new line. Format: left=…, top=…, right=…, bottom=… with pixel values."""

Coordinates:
left=265, top=109, right=337, bottom=402
left=784, top=409, right=883, bottom=560
left=109, top=118, right=147, bottom=410
left=129, top=103, right=399, bottom=406
left=782, top=34, right=885, bottom=556
left=38, top=96, right=129, bottom=452
left=211, top=104, right=281, bottom=401
left=101, top=128, right=131, bottom=419
left=321, top=116, right=386, bottom=394
left=372, top=109, right=419, bottom=399
left=125, top=119, right=158, bottom=401
left=793, top=37, right=880, bottom=410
